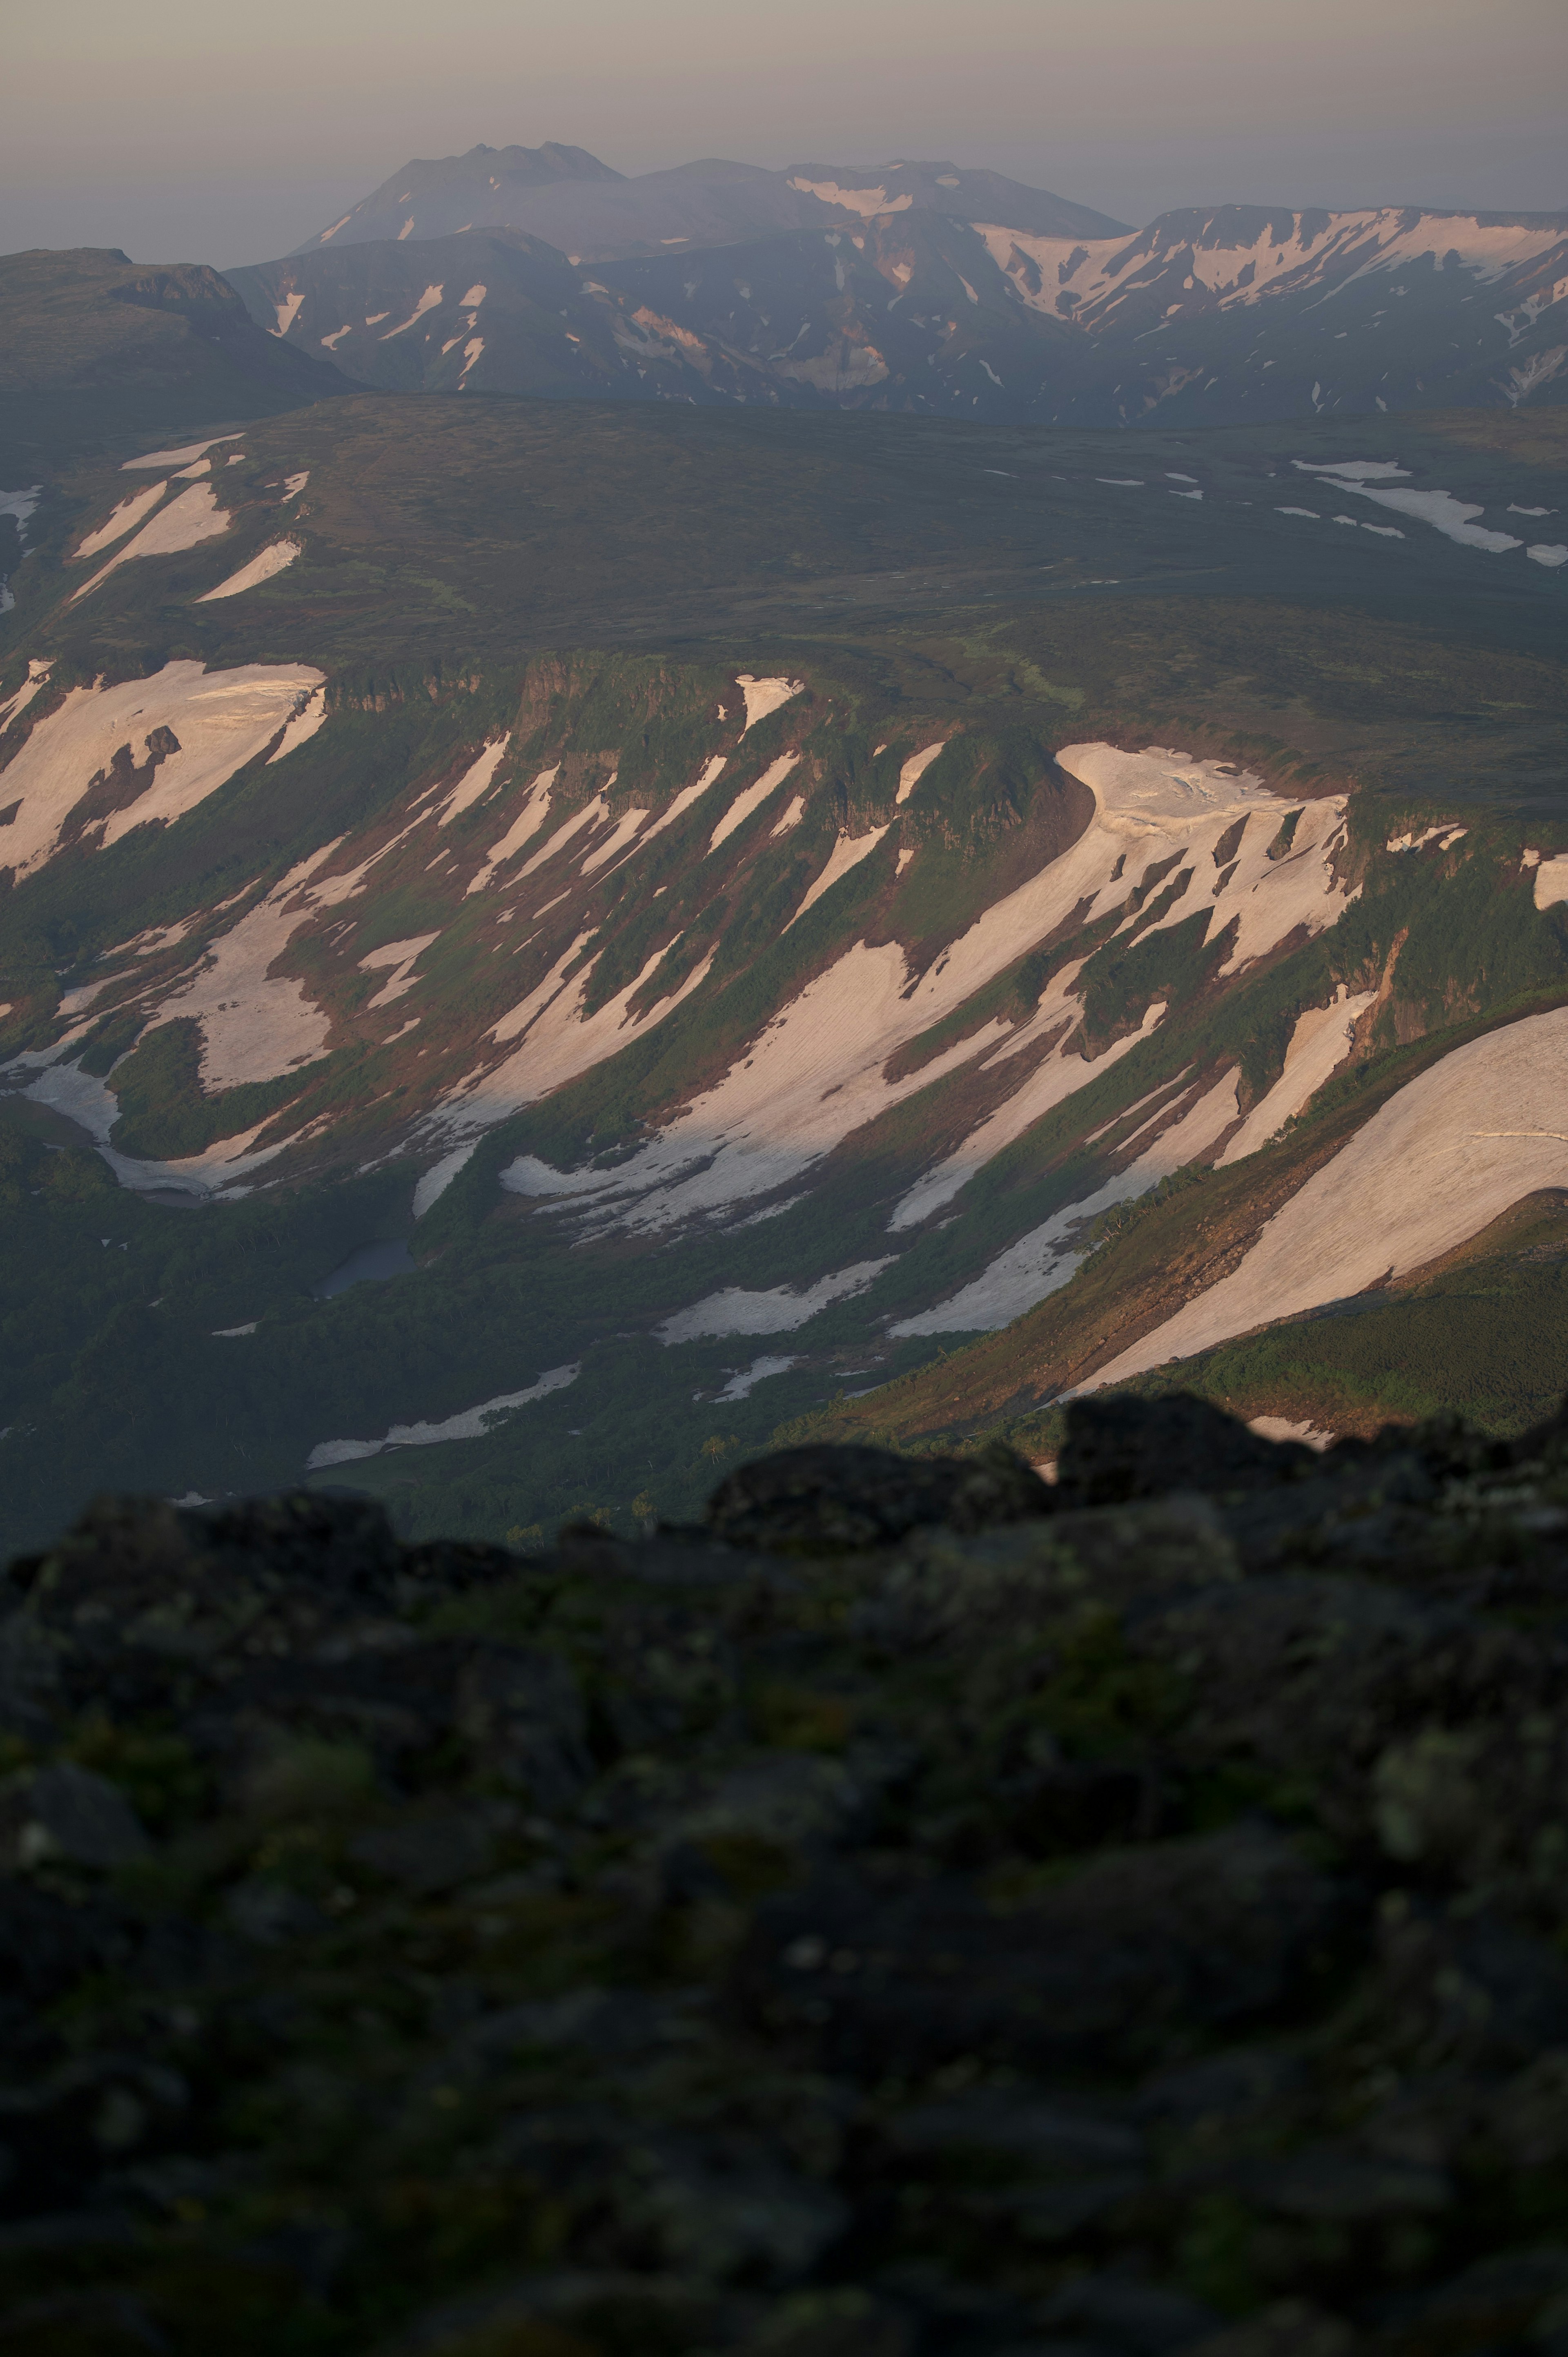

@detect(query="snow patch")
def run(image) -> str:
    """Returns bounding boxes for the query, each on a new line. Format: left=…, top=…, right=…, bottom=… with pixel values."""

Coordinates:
left=307, top=1363, right=579, bottom=1468
left=270, top=292, right=304, bottom=338
left=195, top=539, right=300, bottom=602
left=714, top=1355, right=799, bottom=1402
left=381, top=285, right=443, bottom=339
left=70, top=482, right=168, bottom=560
left=1217, top=986, right=1376, bottom=1164
left=786, top=826, right=891, bottom=926
left=1090, top=1008, right=1568, bottom=1388
left=71, top=483, right=231, bottom=602
left=709, top=753, right=801, bottom=851
left=891, top=1068, right=1243, bottom=1336
left=788, top=178, right=912, bottom=217
left=360, top=932, right=440, bottom=1009
left=737, top=674, right=804, bottom=732
left=895, top=741, right=946, bottom=803
left=437, top=735, right=511, bottom=826
left=0, top=659, right=324, bottom=879
left=658, top=1260, right=893, bottom=1344
left=1532, top=856, right=1568, bottom=911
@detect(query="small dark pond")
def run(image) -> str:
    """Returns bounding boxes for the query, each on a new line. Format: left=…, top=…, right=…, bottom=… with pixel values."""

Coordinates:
left=314, top=1239, right=417, bottom=1299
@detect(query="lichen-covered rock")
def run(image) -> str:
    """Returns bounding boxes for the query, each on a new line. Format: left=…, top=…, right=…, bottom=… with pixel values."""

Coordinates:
left=6, top=1395, right=1568, bottom=2353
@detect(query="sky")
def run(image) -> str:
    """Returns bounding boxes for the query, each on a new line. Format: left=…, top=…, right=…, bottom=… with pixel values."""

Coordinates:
left=3, top=0, right=1564, bottom=268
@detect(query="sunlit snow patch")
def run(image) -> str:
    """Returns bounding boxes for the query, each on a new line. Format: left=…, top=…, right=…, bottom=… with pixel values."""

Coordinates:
left=736, top=673, right=804, bottom=731
left=786, top=827, right=890, bottom=927
left=71, top=483, right=232, bottom=602
left=381, top=285, right=444, bottom=339
left=708, top=753, right=801, bottom=851
left=196, top=539, right=300, bottom=602
left=0, top=658, right=324, bottom=878
left=70, top=483, right=169, bottom=561
left=1089, top=1008, right=1568, bottom=1391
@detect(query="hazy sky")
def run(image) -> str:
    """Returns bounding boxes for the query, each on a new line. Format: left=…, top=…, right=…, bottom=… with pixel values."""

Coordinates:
left=4, top=0, right=1564, bottom=267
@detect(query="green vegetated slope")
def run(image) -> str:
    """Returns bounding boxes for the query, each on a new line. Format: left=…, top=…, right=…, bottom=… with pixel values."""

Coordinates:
left=0, top=390, right=1564, bottom=1553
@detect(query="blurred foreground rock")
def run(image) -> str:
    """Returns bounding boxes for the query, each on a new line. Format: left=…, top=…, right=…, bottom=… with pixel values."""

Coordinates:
left=7, top=1396, right=1568, bottom=2354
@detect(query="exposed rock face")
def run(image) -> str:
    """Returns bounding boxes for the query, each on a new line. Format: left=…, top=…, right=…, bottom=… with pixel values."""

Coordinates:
left=7, top=1398, right=1568, bottom=2352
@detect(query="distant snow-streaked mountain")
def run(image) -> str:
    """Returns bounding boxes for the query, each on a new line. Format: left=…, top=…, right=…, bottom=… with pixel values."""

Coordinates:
left=291, top=145, right=1129, bottom=263
left=236, top=165, right=1568, bottom=426
left=297, top=142, right=624, bottom=253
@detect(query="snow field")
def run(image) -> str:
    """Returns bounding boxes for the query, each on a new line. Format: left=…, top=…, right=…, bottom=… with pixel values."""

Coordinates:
left=0, top=660, right=325, bottom=880
left=979, top=211, right=1568, bottom=332
left=642, top=755, right=729, bottom=846
left=11, top=1056, right=291, bottom=1200
left=474, top=746, right=1356, bottom=1247
left=1088, top=1008, right=1568, bottom=1391
left=0, top=659, right=52, bottom=733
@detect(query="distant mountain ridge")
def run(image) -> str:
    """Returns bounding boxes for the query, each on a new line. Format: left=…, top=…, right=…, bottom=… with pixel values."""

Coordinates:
left=232, top=148, right=1568, bottom=427
left=292, top=143, right=1128, bottom=261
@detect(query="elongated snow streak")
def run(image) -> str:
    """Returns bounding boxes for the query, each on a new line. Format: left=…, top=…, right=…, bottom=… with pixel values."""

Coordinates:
left=657, top=1261, right=893, bottom=1343
left=70, top=483, right=167, bottom=560
left=1088, top=1008, right=1568, bottom=1390
left=891, top=1068, right=1242, bottom=1336
left=895, top=742, right=945, bottom=803
left=642, top=756, right=726, bottom=844
left=306, top=1363, right=579, bottom=1467
left=708, top=753, right=800, bottom=850
left=196, top=540, right=300, bottom=602
left=437, top=736, right=511, bottom=825
left=71, top=483, right=231, bottom=602
left=381, top=284, right=443, bottom=339
left=786, top=827, right=890, bottom=927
